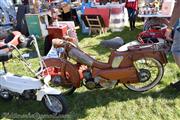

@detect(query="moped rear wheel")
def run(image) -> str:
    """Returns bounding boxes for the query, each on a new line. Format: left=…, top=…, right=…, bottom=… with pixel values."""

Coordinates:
left=0, top=90, right=13, bottom=101
left=43, top=94, right=68, bottom=115
left=124, top=57, right=164, bottom=92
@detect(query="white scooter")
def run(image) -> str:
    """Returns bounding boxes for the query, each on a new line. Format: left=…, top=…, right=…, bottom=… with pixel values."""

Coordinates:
left=0, top=33, right=67, bottom=115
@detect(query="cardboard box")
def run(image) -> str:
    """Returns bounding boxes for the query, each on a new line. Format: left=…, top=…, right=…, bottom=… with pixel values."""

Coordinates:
left=47, top=25, right=67, bottom=39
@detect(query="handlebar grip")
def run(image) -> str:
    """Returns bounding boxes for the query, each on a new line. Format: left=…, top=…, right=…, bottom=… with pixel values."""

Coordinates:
left=0, top=45, right=10, bottom=50
left=18, top=35, right=34, bottom=48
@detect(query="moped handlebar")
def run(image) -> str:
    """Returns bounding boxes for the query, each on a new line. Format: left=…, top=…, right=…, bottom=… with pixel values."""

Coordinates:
left=137, top=29, right=166, bottom=44
left=0, top=45, right=10, bottom=50
left=18, top=35, right=35, bottom=48
left=52, top=38, right=78, bottom=48
left=0, top=34, right=36, bottom=53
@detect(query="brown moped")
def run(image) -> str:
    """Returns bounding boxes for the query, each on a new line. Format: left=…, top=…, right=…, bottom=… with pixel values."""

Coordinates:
left=42, top=37, right=167, bottom=95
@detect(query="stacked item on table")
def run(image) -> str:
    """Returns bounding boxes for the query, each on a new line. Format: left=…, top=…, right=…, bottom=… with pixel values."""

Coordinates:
left=138, top=0, right=161, bottom=15
left=138, top=0, right=175, bottom=16
left=109, top=3, right=127, bottom=32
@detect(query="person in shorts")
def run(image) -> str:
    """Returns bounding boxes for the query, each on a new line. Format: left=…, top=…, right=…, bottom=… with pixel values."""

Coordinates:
left=165, top=0, right=180, bottom=90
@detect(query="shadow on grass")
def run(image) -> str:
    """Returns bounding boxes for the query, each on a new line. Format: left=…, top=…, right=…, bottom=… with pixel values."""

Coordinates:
left=0, top=85, right=179, bottom=120
left=76, top=29, right=90, bottom=42
left=65, top=86, right=180, bottom=119
left=166, top=53, right=176, bottom=64
left=0, top=99, right=48, bottom=119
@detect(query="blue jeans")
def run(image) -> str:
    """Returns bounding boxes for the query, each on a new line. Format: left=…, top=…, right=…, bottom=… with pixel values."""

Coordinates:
left=127, top=8, right=137, bottom=22
left=171, top=18, right=180, bottom=55
left=171, top=18, right=180, bottom=67
left=127, top=8, right=137, bottom=30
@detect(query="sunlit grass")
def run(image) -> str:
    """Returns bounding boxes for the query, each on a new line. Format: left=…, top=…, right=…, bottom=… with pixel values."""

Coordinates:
left=0, top=22, right=180, bottom=120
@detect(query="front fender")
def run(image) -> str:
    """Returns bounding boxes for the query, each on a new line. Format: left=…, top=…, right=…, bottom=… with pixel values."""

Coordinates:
left=36, top=85, right=60, bottom=101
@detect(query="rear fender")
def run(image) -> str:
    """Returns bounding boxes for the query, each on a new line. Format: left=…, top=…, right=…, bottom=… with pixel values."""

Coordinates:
left=129, top=46, right=168, bottom=65
left=110, top=46, right=167, bottom=68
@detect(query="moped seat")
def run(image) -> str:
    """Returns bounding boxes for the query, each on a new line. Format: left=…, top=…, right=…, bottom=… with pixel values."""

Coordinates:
left=100, top=37, right=124, bottom=50
left=0, top=50, right=12, bottom=62
left=117, top=41, right=140, bottom=52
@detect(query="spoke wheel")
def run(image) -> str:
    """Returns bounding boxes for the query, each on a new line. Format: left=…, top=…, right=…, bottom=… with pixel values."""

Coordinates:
left=43, top=95, right=67, bottom=115
left=124, top=57, right=164, bottom=92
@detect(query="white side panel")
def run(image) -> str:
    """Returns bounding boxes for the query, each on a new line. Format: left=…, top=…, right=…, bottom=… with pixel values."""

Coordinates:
left=0, top=73, right=42, bottom=94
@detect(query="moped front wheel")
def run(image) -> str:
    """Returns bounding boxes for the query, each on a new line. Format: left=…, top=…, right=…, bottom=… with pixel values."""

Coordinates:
left=56, top=85, right=76, bottom=96
left=43, top=94, right=68, bottom=115
left=124, top=57, right=164, bottom=92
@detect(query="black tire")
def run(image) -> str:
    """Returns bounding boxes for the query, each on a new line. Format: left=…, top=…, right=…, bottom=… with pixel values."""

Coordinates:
left=44, top=35, right=52, bottom=56
left=50, top=75, right=76, bottom=95
left=0, top=91, right=13, bottom=101
left=124, top=57, right=164, bottom=92
left=43, top=94, right=68, bottom=115
left=62, top=86, right=76, bottom=96
left=50, top=84, right=76, bottom=96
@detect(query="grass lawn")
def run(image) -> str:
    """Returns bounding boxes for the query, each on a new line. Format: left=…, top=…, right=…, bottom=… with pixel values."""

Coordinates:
left=0, top=22, right=180, bottom=120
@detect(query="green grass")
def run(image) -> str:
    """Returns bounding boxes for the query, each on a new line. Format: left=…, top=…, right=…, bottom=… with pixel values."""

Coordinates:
left=0, top=23, right=180, bottom=120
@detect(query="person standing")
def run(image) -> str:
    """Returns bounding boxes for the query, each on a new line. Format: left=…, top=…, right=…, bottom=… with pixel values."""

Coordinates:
left=0, top=0, right=16, bottom=24
left=21, top=0, right=29, bottom=5
left=165, top=0, right=180, bottom=90
left=125, top=0, right=138, bottom=31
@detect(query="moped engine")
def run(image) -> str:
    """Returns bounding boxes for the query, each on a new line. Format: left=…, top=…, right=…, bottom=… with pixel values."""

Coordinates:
left=51, top=75, right=62, bottom=85
left=94, top=77, right=117, bottom=88
left=83, top=70, right=97, bottom=90
left=83, top=70, right=117, bottom=89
